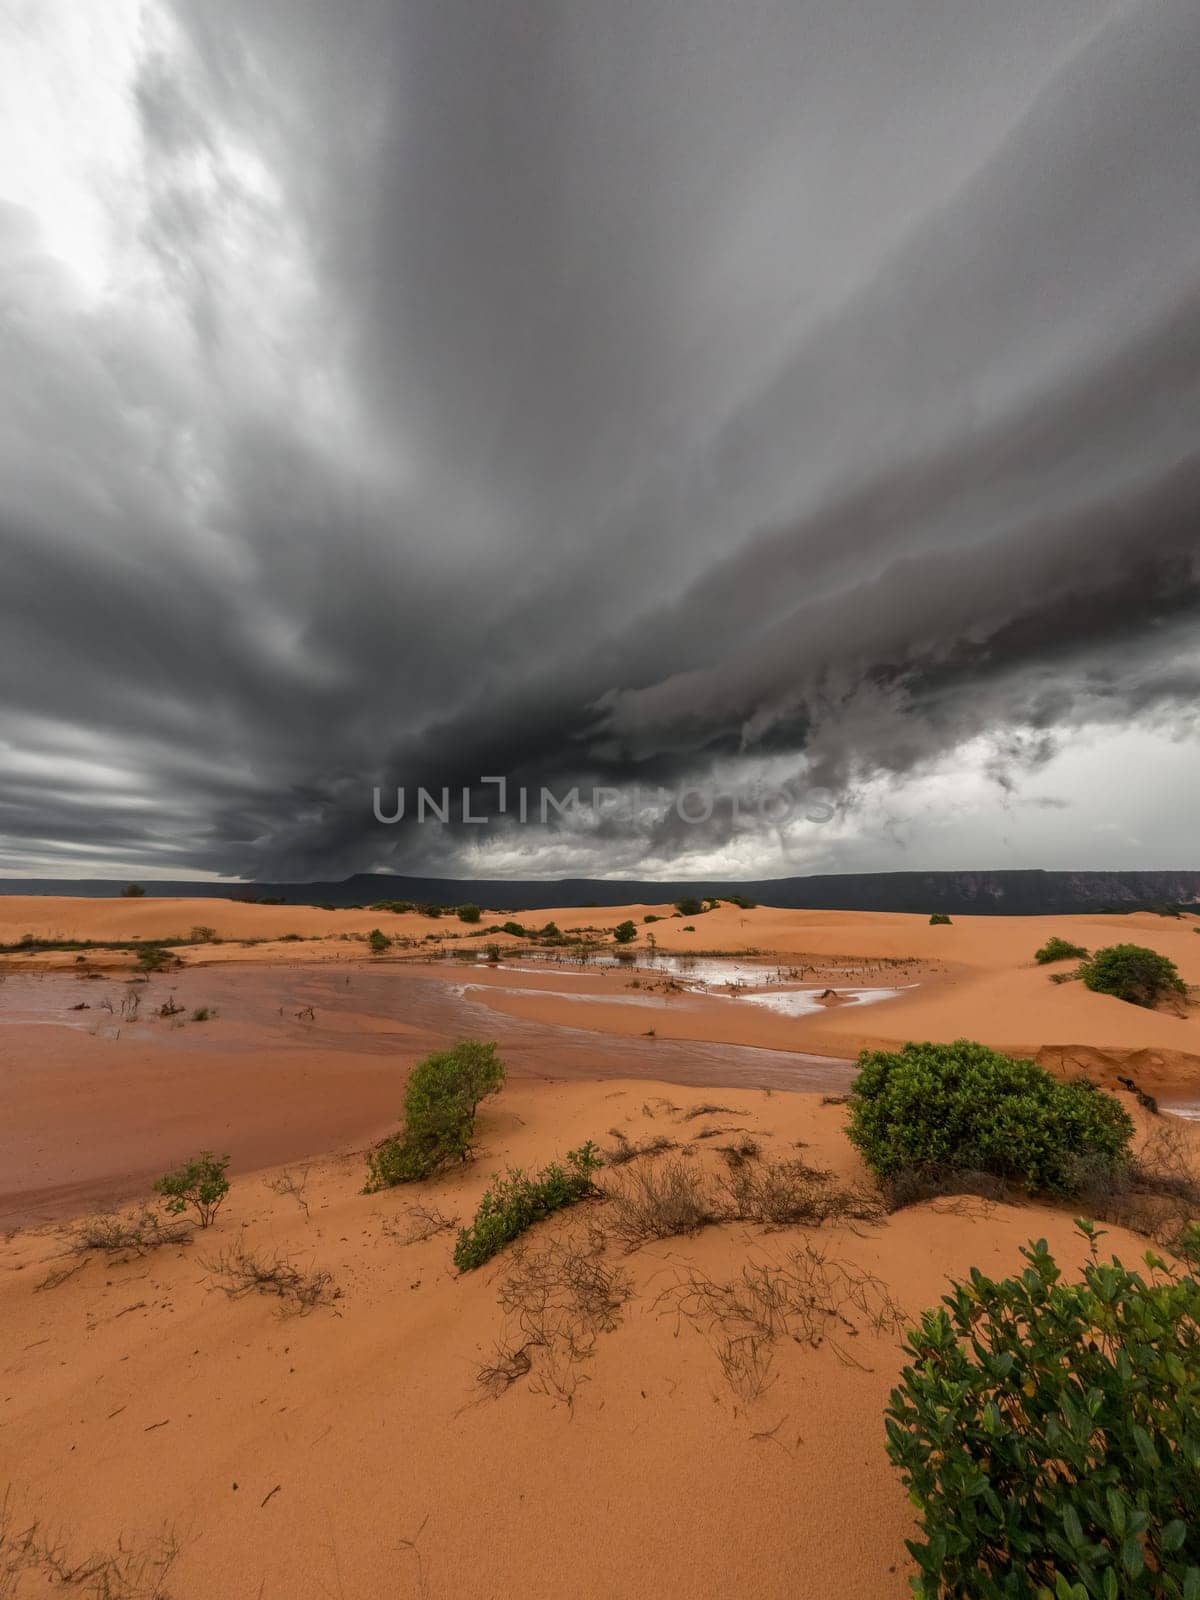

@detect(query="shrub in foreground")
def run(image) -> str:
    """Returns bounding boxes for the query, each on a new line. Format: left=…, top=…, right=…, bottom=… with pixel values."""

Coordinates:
left=453, top=1143, right=602, bottom=1271
left=613, top=920, right=637, bottom=944
left=847, top=1040, right=1133, bottom=1197
left=886, top=1221, right=1200, bottom=1598
left=154, top=1151, right=230, bottom=1227
left=1036, top=935, right=1089, bottom=964
left=365, top=1041, right=505, bottom=1190
left=1079, top=943, right=1187, bottom=1008
left=367, top=927, right=391, bottom=954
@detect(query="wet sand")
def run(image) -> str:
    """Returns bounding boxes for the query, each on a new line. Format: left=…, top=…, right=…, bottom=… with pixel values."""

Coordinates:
left=0, top=961, right=853, bottom=1228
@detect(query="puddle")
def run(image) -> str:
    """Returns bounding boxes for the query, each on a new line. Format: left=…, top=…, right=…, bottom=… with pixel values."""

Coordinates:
left=739, top=985, right=915, bottom=1018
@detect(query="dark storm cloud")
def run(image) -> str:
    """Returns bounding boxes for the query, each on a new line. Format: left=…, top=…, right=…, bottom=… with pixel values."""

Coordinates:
left=1, top=0, right=1198, bottom=877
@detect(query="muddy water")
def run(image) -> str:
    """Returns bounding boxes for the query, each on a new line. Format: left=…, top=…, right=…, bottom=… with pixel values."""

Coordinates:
left=0, top=962, right=854, bottom=1226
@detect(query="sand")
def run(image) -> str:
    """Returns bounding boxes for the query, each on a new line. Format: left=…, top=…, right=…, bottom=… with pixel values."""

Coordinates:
left=2, top=895, right=1199, bottom=1597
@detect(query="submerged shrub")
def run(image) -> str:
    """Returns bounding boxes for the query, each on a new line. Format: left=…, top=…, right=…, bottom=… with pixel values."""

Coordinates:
left=154, top=1150, right=230, bottom=1227
left=453, top=1143, right=602, bottom=1271
left=847, top=1040, right=1133, bottom=1198
left=365, top=1040, right=505, bottom=1190
left=1036, top=935, right=1089, bottom=964
left=886, top=1221, right=1200, bottom=1599
left=1079, top=943, right=1187, bottom=1008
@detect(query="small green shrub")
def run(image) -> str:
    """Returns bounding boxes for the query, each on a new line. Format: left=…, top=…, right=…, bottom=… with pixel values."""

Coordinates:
left=673, top=896, right=704, bottom=917
left=191, top=1007, right=212, bottom=1022
left=154, top=1151, right=230, bottom=1227
left=136, top=942, right=173, bottom=973
left=417, top=903, right=443, bottom=918
left=886, top=1221, right=1200, bottom=1598
left=457, top=903, right=482, bottom=924
left=643, top=914, right=660, bottom=924
left=613, top=920, right=637, bottom=945
left=372, top=898, right=413, bottom=914
left=453, top=1143, right=602, bottom=1271
left=847, top=1040, right=1133, bottom=1197
left=1080, top=944, right=1187, bottom=1008
left=1036, top=935, right=1089, bottom=964
left=929, top=912, right=952, bottom=925
left=190, top=924, right=217, bottom=943
left=367, top=927, right=391, bottom=954
left=365, top=1041, right=505, bottom=1190
left=501, top=920, right=528, bottom=938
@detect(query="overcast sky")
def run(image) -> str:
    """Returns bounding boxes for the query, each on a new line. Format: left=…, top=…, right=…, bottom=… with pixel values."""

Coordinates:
left=1, top=0, right=1198, bottom=882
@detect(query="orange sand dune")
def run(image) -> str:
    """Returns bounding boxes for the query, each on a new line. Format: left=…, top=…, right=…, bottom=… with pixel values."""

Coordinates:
left=3, top=894, right=1199, bottom=1596
left=0, top=1078, right=1179, bottom=1600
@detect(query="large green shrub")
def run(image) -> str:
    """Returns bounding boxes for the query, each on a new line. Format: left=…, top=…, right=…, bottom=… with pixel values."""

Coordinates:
left=847, top=1040, right=1133, bottom=1197
left=453, top=1143, right=602, bottom=1271
left=1036, top=935, right=1089, bottom=965
left=613, top=920, right=637, bottom=944
left=929, top=912, right=952, bottom=925
left=456, top=903, right=482, bottom=924
left=886, top=1222, right=1200, bottom=1599
left=1079, top=944, right=1187, bottom=1008
left=365, top=1040, right=505, bottom=1190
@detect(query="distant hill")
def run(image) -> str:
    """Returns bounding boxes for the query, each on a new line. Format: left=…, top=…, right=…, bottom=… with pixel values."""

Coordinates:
left=2, top=869, right=1199, bottom=916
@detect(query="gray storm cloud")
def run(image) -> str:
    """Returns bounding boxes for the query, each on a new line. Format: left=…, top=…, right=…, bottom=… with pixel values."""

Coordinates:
left=0, top=0, right=1197, bottom=879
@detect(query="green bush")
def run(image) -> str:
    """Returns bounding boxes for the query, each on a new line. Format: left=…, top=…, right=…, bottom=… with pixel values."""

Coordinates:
left=501, top=920, right=528, bottom=938
left=886, top=1221, right=1200, bottom=1599
left=154, top=1150, right=230, bottom=1227
left=417, top=903, right=443, bottom=918
left=847, top=1040, right=1133, bottom=1197
left=367, top=927, right=391, bottom=954
left=1037, top=935, right=1089, bottom=964
left=136, top=942, right=173, bottom=972
left=929, top=912, right=952, bottom=925
left=121, top=883, right=145, bottom=898
left=613, top=920, right=637, bottom=944
left=456, top=903, right=482, bottom=924
left=1080, top=944, right=1187, bottom=1009
left=365, top=1041, right=505, bottom=1190
left=453, top=1143, right=602, bottom=1271
left=674, top=896, right=704, bottom=917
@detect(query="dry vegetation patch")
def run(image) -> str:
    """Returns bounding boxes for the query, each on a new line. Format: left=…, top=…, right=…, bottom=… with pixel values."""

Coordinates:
left=0, top=1489, right=180, bottom=1599
left=203, top=1244, right=340, bottom=1316
left=73, top=1211, right=193, bottom=1259
left=477, top=1234, right=633, bottom=1405
left=655, top=1242, right=906, bottom=1401
left=727, top=1159, right=883, bottom=1229
left=602, top=1157, right=724, bottom=1249
left=381, top=1203, right=459, bottom=1245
